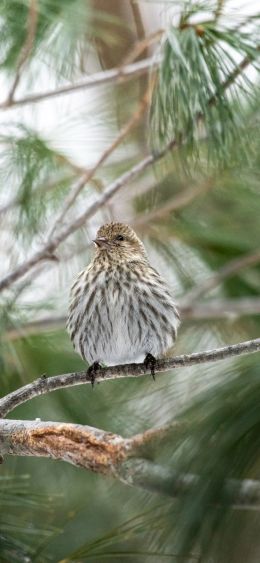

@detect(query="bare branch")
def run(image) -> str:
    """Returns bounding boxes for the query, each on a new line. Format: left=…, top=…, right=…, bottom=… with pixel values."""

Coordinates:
left=0, top=419, right=128, bottom=474
left=121, top=458, right=260, bottom=508
left=0, top=32, right=257, bottom=110
left=1, top=418, right=260, bottom=508
left=182, top=297, right=260, bottom=320
left=0, top=338, right=259, bottom=418
left=48, top=89, right=150, bottom=238
left=0, top=57, right=158, bottom=110
left=183, top=249, right=260, bottom=305
left=133, top=179, right=213, bottom=228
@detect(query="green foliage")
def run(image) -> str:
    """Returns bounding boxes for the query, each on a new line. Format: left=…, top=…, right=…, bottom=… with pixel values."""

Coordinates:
left=0, top=0, right=125, bottom=80
left=0, top=475, right=59, bottom=562
left=63, top=507, right=177, bottom=561
left=153, top=357, right=260, bottom=561
left=0, top=123, right=78, bottom=240
left=150, top=7, right=260, bottom=168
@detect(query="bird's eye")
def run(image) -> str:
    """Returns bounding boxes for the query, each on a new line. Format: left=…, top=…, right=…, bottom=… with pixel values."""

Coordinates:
left=115, top=235, right=124, bottom=241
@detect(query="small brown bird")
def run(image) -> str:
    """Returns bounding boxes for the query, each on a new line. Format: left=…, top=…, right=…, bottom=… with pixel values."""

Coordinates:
left=67, top=222, right=180, bottom=383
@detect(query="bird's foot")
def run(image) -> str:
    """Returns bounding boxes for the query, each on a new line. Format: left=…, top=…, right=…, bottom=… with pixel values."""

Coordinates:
left=87, top=362, right=101, bottom=388
left=144, top=353, right=156, bottom=381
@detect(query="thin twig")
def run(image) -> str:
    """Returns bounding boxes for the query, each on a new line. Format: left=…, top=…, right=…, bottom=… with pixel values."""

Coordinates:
left=133, top=179, right=212, bottom=228
left=181, top=297, right=260, bottom=319
left=207, top=46, right=260, bottom=108
left=48, top=89, right=150, bottom=238
left=0, top=57, right=158, bottom=110
left=0, top=338, right=259, bottom=418
left=5, top=0, right=38, bottom=105
left=183, top=249, right=260, bottom=305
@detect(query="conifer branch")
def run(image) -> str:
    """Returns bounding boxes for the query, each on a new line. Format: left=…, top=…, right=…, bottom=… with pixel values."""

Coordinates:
left=0, top=57, right=158, bottom=109
left=1, top=418, right=260, bottom=508
left=0, top=139, right=176, bottom=293
left=0, top=338, right=259, bottom=419
left=0, top=49, right=256, bottom=294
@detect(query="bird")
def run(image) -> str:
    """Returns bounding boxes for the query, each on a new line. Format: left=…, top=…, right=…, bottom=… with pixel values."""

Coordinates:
left=67, top=222, right=180, bottom=385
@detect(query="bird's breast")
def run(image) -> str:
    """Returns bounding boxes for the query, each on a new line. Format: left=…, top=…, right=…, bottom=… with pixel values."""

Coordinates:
left=68, top=264, right=180, bottom=365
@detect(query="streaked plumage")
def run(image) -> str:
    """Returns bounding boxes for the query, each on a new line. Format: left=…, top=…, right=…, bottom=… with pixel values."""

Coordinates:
left=67, top=222, right=180, bottom=367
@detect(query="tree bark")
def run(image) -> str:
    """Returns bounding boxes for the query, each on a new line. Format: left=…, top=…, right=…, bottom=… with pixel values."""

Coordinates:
left=1, top=418, right=260, bottom=509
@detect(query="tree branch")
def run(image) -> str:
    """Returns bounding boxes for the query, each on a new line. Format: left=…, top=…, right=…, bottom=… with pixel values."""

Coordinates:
left=182, top=297, right=260, bottom=320
left=0, top=137, right=177, bottom=293
left=206, top=46, right=260, bottom=110
left=0, top=419, right=128, bottom=474
left=1, top=418, right=260, bottom=508
left=0, top=338, right=259, bottom=419
left=133, top=179, right=213, bottom=228
left=0, top=57, right=158, bottom=110
left=0, top=49, right=256, bottom=293
left=47, top=88, right=150, bottom=239
left=183, top=249, right=260, bottom=305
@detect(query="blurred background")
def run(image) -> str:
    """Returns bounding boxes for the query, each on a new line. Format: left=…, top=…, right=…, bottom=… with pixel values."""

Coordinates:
left=0, top=0, right=259, bottom=561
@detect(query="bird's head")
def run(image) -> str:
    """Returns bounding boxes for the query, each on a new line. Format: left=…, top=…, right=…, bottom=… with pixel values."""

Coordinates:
left=93, top=222, right=147, bottom=264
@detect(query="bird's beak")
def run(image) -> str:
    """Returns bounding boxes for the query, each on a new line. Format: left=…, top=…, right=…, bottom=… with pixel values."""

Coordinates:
left=93, top=237, right=109, bottom=248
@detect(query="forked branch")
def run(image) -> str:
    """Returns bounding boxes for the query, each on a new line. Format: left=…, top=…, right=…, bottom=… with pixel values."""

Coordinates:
left=1, top=418, right=260, bottom=508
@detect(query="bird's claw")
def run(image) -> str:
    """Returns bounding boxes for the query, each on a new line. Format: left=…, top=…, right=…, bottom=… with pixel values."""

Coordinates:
left=87, top=362, right=101, bottom=388
left=144, top=353, right=156, bottom=381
